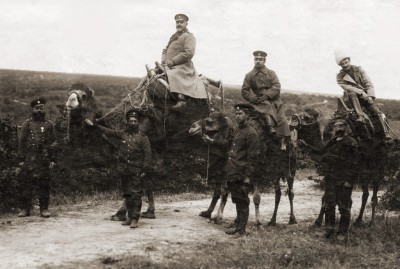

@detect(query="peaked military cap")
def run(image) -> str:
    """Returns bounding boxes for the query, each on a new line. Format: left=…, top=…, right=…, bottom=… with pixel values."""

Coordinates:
left=175, top=14, right=189, bottom=21
left=234, top=103, right=253, bottom=112
left=253, top=50, right=267, bottom=58
left=126, top=109, right=141, bottom=120
left=30, top=97, right=46, bottom=108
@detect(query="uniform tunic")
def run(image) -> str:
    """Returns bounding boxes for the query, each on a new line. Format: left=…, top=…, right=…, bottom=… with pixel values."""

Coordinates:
left=162, top=30, right=207, bottom=99
left=336, top=65, right=375, bottom=98
left=242, top=66, right=290, bottom=136
left=96, top=125, right=151, bottom=193
left=225, top=123, right=260, bottom=204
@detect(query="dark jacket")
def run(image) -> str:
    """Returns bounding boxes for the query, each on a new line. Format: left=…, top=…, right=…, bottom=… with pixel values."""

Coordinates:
left=320, top=134, right=360, bottom=181
left=96, top=126, right=151, bottom=172
left=225, top=123, right=260, bottom=179
left=19, top=118, right=57, bottom=164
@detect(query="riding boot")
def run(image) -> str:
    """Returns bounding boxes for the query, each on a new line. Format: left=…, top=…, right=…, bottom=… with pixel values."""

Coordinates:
left=376, top=113, right=392, bottom=140
left=18, top=197, right=31, bottom=217
left=238, top=203, right=249, bottom=235
left=349, top=95, right=364, bottom=122
left=39, top=197, right=51, bottom=218
left=265, top=115, right=276, bottom=135
left=226, top=205, right=240, bottom=229
left=324, top=207, right=336, bottom=238
left=171, top=94, right=187, bottom=110
left=225, top=204, right=241, bottom=234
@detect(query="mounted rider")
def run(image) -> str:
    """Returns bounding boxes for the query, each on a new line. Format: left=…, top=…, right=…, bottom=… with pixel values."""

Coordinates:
left=334, top=49, right=391, bottom=140
left=161, top=13, right=207, bottom=110
left=242, top=50, right=290, bottom=139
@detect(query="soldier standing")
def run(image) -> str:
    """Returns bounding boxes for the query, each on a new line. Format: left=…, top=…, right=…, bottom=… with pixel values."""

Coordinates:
left=161, top=13, right=207, bottom=110
left=86, top=110, right=151, bottom=229
left=334, top=50, right=391, bottom=140
left=320, top=120, right=360, bottom=240
left=225, top=104, right=260, bottom=237
left=242, top=50, right=290, bottom=138
left=18, top=98, right=57, bottom=218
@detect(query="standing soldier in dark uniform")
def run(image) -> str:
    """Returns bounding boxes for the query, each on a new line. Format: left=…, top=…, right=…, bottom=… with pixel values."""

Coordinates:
left=86, top=110, right=151, bottom=229
left=320, top=120, right=360, bottom=240
left=242, top=50, right=290, bottom=139
left=334, top=49, right=391, bottom=140
left=18, top=98, right=57, bottom=218
left=225, top=104, right=260, bottom=237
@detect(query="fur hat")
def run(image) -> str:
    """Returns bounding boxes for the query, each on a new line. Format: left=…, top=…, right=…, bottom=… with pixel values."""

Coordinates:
left=334, top=49, right=350, bottom=65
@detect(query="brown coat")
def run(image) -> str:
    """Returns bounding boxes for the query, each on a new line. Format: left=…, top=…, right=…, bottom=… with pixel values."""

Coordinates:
left=162, top=31, right=207, bottom=99
left=242, top=66, right=290, bottom=136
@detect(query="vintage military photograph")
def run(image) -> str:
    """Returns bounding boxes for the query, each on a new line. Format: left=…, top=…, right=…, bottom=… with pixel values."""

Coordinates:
left=0, top=0, right=399, bottom=268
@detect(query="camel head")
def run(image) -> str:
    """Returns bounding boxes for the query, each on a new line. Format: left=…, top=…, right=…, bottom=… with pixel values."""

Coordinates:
left=66, top=82, right=96, bottom=111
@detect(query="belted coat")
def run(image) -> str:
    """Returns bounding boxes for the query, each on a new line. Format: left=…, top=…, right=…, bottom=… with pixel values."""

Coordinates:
left=242, top=66, right=290, bottom=136
left=162, top=30, right=207, bottom=99
left=336, top=65, right=375, bottom=98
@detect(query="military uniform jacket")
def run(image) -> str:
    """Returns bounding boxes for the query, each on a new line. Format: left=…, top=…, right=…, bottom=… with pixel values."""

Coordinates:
left=321, top=135, right=360, bottom=181
left=225, top=123, right=260, bottom=179
left=18, top=118, right=57, bottom=164
left=162, top=30, right=207, bottom=99
left=242, top=66, right=290, bottom=136
left=96, top=126, right=151, bottom=172
left=336, top=65, right=375, bottom=98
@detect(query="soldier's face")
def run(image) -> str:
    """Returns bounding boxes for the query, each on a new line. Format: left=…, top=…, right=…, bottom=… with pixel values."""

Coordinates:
left=340, top=58, right=351, bottom=71
left=33, top=105, right=45, bottom=115
left=235, top=110, right=247, bottom=125
left=175, top=19, right=188, bottom=33
left=254, top=57, right=266, bottom=68
left=127, top=117, right=139, bottom=129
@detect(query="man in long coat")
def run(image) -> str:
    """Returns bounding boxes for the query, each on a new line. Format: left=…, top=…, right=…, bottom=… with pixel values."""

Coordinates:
left=162, top=13, right=207, bottom=110
left=242, top=50, right=290, bottom=137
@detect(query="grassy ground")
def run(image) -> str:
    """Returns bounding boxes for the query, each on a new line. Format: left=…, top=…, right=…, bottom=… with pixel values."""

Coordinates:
left=44, top=215, right=400, bottom=269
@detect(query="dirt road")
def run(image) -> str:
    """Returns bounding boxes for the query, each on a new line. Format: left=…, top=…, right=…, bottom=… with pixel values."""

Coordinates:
left=0, top=180, right=371, bottom=268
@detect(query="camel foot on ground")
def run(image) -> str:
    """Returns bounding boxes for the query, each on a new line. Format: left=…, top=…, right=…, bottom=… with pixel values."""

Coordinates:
left=199, top=210, right=212, bottom=219
left=267, top=220, right=277, bottom=226
left=110, top=211, right=127, bottom=221
left=211, top=216, right=223, bottom=225
left=288, top=216, right=297, bottom=225
left=353, top=219, right=366, bottom=228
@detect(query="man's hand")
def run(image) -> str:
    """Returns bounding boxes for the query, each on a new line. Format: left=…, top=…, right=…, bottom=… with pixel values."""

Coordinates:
left=202, top=134, right=214, bottom=144
left=360, top=92, right=369, bottom=99
left=85, top=119, right=94, bottom=126
left=49, top=162, right=56, bottom=169
left=366, top=96, right=374, bottom=105
left=166, top=60, right=174, bottom=68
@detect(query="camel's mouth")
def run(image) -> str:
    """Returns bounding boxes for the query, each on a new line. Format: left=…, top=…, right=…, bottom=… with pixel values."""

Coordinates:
left=188, top=125, right=202, bottom=136
left=66, top=92, right=80, bottom=109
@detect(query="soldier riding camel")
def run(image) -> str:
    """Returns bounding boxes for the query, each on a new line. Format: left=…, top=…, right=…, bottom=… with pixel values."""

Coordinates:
left=160, top=13, right=208, bottom=110
left=241, top=50, right=291, bottom=145
left=334, top=49, right=392, bottom=140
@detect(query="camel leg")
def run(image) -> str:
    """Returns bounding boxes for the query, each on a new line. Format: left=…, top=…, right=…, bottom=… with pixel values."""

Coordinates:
left=370, top=180, right=379, bottom=226
left=253, top=183, right=262, bottom=226
left=287, top=176, right=297, bottom=224
left=354, top=184, right=369, bottom=227
left=110, top=198, right=127, bottom=221
left=141, top=190, right=156, bottom=219
left=314, top=195, right=325, bottom=227
left=211, top=186, right=229, bottom=224
left=200, top=182, right=221, bottom=219
left=268, top=178, right=281, bottom=226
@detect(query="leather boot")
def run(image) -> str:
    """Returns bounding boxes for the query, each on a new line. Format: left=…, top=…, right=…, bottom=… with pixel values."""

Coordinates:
left=141, top=210, right=156, bottom=219
left=130, top=219, right=139, bottom=229
left=171, top=94, right=187, bottom=110
left=225, top=206, right=241, bottom=235
left=39, top=198, right=51, bottom=218
left=377, top=113, right=392, bottom=140
left=350, top=96, right=364, bottom=122
left=265, top=115, right=276, bottom=135
left=122, top=209, right=133, bottom=226
left=18, top=209, right=30, bottom=217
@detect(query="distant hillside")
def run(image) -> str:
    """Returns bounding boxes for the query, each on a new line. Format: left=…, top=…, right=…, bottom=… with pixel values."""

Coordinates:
left=1, top=69, right=400, bottom=129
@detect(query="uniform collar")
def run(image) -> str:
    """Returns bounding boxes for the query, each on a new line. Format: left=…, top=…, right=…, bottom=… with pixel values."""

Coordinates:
left=251, top=66, right=269, bottom=76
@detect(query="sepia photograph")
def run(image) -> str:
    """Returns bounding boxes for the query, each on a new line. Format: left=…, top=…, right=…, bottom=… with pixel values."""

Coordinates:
left=0, top=0, right=399, bottom=268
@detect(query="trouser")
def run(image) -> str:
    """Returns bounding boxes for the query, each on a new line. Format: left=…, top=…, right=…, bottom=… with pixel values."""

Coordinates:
left=124, top=192, right=142, bottom=221
left=324, top=180, right=353, bottom=234
left=227, top=177, right=250, bottom=232
left=19, top=166, right=51, bottom=211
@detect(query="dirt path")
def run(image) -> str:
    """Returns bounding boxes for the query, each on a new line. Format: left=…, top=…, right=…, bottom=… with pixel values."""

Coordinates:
left=0, top=180, right=372, bottom=268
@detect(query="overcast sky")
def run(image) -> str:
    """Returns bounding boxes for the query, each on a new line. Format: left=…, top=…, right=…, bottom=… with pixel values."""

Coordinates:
left=1, top=0, right=399, bottom=99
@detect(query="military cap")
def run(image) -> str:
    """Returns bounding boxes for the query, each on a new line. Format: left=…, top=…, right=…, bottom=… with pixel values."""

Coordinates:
left=175, top=14, right=189, bottom=21
left=30, top=97, right=46, bottom=108
left=253, top=50, right=267, bottom=58
left=126, top=109, right=141, bottom=121
left=234, top=103, right=253, bottom=112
